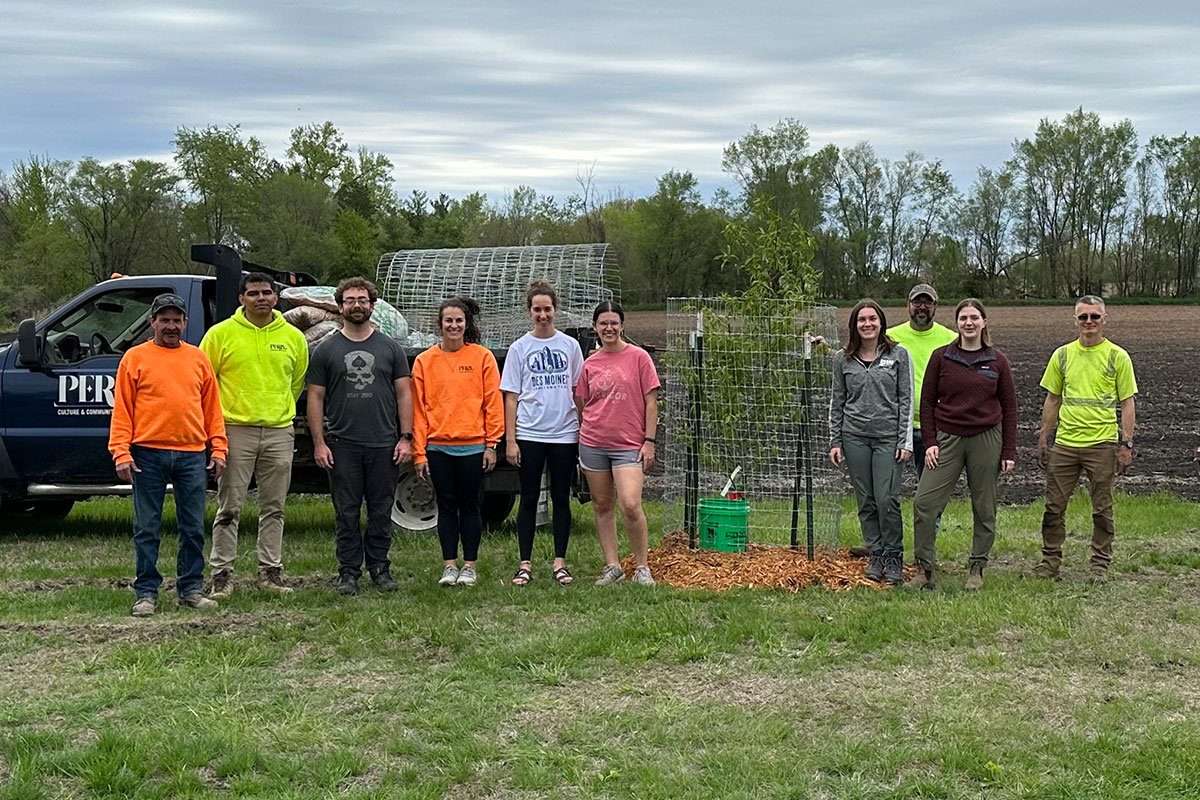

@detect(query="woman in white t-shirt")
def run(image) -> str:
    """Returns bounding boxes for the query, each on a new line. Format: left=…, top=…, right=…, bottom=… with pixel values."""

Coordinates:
left=574, top=301, right=661, bottom=587
left=501, top=281, right=585, bottom=586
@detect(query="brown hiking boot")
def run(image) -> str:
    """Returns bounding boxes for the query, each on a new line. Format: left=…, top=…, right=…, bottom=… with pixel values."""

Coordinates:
left=1031, top=562, right=1061, bottom=581
left=905, top=567, right=935, bottom=591
left=1088, top=567, right=1109, bottom=585
left=131, top=596, right=157, bottom=617
left=210, top=569, right=234, bottom=599
left=964, top=563, right=984, bottom=591
left=257, top=566, right=294, bottom=594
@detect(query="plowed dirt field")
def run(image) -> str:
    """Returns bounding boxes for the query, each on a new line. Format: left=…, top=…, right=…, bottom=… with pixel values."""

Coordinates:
left=623, top=305, right=1200, bottom=502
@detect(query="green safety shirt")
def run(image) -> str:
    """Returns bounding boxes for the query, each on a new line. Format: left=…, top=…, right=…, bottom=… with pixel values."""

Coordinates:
left=200, top=308, right=310, bottom=428
left=886, top=321, right=956, bottom=429
left=1039, top=338, right=1137, bottom=448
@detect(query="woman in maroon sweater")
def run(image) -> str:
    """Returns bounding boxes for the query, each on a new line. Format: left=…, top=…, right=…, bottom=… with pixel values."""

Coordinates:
left=906, top=298, right=1017, bottom=591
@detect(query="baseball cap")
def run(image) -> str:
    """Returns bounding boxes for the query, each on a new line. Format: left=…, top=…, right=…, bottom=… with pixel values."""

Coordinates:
left=908, top=284, right=938, bottom=302
left=150, top=293, right=187, bottom=316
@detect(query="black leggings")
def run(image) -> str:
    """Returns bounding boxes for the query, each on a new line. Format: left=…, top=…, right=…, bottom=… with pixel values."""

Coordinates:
left=426, top=450, right=485, bottom=562
left=516, top=440, right=578, bottom=561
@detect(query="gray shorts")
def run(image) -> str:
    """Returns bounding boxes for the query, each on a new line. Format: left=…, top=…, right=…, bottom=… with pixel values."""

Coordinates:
left=579, top=443, right=642, bottom=472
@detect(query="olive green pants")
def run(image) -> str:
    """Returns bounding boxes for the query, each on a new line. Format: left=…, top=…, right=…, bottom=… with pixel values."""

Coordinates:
left=911, top=425, right=1001, bottom=570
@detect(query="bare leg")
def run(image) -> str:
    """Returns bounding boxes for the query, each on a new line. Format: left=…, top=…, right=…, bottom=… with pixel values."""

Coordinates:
left=612, top=467, right=648, bottom=567
left=584, top=469, right=619, bottom=564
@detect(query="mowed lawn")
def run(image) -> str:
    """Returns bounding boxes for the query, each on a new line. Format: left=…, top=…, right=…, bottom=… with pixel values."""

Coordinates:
left=2, top=492, right=1199, bottom=799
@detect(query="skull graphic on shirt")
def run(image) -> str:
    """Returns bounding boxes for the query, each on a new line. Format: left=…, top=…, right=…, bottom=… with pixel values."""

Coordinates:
left=343, top=350, right=376, bottom=391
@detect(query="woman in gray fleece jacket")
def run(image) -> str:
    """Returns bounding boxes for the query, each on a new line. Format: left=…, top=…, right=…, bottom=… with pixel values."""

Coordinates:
left=829, top=299, right=915, bottom=585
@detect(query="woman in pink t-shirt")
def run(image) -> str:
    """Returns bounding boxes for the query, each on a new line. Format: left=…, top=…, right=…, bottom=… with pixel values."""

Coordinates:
left=574, top=301, right=661, bottom=587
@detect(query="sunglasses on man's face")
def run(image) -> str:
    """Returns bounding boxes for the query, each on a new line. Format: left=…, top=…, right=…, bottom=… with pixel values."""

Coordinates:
left=1077, top=313, right=1103, bottom=322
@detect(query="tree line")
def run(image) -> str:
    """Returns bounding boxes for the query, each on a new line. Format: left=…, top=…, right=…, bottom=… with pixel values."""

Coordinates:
left=1, top=109, right=1198, bottom=326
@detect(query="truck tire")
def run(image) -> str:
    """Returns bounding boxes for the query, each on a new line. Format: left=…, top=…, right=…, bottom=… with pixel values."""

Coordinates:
left=481, top=492, right=516, bottom=531
left=390, top=465, right=438, bottom=531
left=1, top=498, right=75, bottom=530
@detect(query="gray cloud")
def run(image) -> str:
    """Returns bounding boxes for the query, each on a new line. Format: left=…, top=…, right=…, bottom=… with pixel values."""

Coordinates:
left=2, top=0, right=1198, bottom=201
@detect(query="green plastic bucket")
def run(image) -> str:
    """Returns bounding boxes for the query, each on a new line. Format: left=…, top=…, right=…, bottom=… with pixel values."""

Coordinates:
left=698, top=497, right=750, bottom=553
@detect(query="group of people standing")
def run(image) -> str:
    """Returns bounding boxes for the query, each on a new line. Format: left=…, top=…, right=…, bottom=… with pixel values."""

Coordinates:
left=107, top=272, right=1139, bottom=616
left=108, top=274, right=661, bottom=616
left=829, top=284, right=1138, bottom=590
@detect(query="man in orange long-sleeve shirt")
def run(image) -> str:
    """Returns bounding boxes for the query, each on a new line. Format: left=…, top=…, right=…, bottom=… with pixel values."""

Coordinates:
left=108, top=293, right=228, bottom=617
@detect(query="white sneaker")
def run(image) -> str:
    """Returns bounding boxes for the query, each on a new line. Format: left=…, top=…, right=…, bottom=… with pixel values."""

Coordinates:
left=438, top=565, right=460, bottom=586
left=632, top=566, right=656, bottom=587
left=595, top=564, right=625, bottom=586
left=456, top=565, right=477, bottom=586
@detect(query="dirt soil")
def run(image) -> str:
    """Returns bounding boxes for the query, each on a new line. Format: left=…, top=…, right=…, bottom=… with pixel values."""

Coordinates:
left=623, top=305, right=1200, bottom=503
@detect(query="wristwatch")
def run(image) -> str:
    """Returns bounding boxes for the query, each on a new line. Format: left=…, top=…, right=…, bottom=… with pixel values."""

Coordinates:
left=1119, top=440, right=1134, bottom=449
left=399, top=432, right=413, bottom=441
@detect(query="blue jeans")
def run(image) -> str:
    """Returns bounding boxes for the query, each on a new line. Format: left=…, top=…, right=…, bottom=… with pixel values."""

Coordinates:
left=131, top=445, right=208, bottom=598
left=911, top=429, right=941, bottom=533
left=911, top=429, right=929, bottom=481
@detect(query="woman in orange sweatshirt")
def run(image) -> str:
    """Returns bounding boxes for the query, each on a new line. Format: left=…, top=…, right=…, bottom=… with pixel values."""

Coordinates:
left=412, top=297, right=504, bottom=587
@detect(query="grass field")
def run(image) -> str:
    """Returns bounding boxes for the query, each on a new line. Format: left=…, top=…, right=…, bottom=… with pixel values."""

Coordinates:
left=2, top=493, right=1200, bottom=799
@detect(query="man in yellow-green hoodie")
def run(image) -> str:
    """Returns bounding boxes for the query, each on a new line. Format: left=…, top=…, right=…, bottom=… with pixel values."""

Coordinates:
left=201, top=273, right=309, bottom=596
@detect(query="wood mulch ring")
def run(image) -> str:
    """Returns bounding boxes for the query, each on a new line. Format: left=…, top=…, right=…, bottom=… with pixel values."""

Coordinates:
left=620, top=531, right=913, bottom=592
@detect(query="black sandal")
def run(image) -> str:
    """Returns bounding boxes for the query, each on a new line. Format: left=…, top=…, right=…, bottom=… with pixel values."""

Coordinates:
left=512, top=567, right=532, bottom=586
left=552, top=566, right=573, bottom=585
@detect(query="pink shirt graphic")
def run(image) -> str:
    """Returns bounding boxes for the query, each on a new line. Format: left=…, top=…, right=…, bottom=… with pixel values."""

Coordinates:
left=575, top=344, right=660, bottom=450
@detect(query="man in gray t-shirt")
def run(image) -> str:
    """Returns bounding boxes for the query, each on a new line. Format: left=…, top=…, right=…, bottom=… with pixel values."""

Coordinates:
left=306, top=278, right=413, bottom=595
left=308, top=331, right=410, bottom=447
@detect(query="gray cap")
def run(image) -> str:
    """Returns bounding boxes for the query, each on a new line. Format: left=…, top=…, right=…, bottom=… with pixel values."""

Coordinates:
left=908, top=283, right=938, bottom=302
left=149, top=293, right=187, bottom=316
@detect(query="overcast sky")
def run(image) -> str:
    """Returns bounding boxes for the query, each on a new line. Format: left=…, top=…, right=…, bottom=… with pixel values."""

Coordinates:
left=3, top=1, right=1198, bottom=202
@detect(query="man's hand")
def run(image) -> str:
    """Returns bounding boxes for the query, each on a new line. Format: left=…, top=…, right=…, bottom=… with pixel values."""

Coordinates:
left=896, top=449, right=911, bottom=463
left=506, top=440, right=521, bottom=467
left=1117, top=445, right=1134, bottom=473
left=925, top=445, right=940, bottom=470
left=1001, top=459, right=1015, bottom=474
left=393, top=439, right=412, bottom=465
left=116, top=459, right=139, bottom=484
left=483, top=448, right=497, bottom=473
left=314, top=442, right=334, bottom=469
left=208, top=457, right=226, bottom=480
left=415, top=461, right=429, bottom=481
left=829, top=447, right=843, bottom=467
left=1037, top=439, right=1049, bottom=470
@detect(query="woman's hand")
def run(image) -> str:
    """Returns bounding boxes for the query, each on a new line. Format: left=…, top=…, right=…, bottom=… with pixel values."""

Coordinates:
left=506, top=440, right=521, bottom=467
left=896, top=448, right=912, bottom=463
left=415, top=461, right=429, bottom=481
left=925, top=445, right=940, bottom=470
left=1001, top=459, right=1015, bottom=474
left=639, top=441, right=655, bottom=472
left=483, top=448, right=497, bottom=473
left=829, top=447, right=843, bottom=467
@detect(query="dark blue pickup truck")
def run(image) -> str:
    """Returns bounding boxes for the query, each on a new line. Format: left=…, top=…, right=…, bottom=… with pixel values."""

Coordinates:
left=0, top=245, right=530, bottom=528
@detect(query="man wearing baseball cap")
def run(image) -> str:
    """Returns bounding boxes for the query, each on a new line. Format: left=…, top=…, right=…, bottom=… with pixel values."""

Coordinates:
left=882, top=284, right=956, bottom=551
left=109, top=293, right=228, bottom=617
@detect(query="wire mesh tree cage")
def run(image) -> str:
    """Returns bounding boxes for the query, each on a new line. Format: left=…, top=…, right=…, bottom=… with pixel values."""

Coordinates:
left=376, top=244, right=618, bottom=349
left=662, top=297, right=844, bottom=556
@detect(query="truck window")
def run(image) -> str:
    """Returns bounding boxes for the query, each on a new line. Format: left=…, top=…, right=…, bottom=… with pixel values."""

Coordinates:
left=46, top=287, right=169, bottom=363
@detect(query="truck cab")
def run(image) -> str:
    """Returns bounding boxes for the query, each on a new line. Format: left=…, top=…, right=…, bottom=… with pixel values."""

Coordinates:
left=0, top=275, right=212, bottom=522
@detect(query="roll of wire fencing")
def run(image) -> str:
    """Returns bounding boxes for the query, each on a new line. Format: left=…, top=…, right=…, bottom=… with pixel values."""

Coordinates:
left=376, top=245, right=617, bottom=351
left=662, top=298, right=843, bottom=558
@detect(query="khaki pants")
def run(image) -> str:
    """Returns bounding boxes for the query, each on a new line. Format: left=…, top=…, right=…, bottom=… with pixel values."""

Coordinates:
left=1039, top=442, right=1116, bottom=571
left=911, top=425, right=1001, bottom=570
left=210, top=425, right=295, bottom=571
